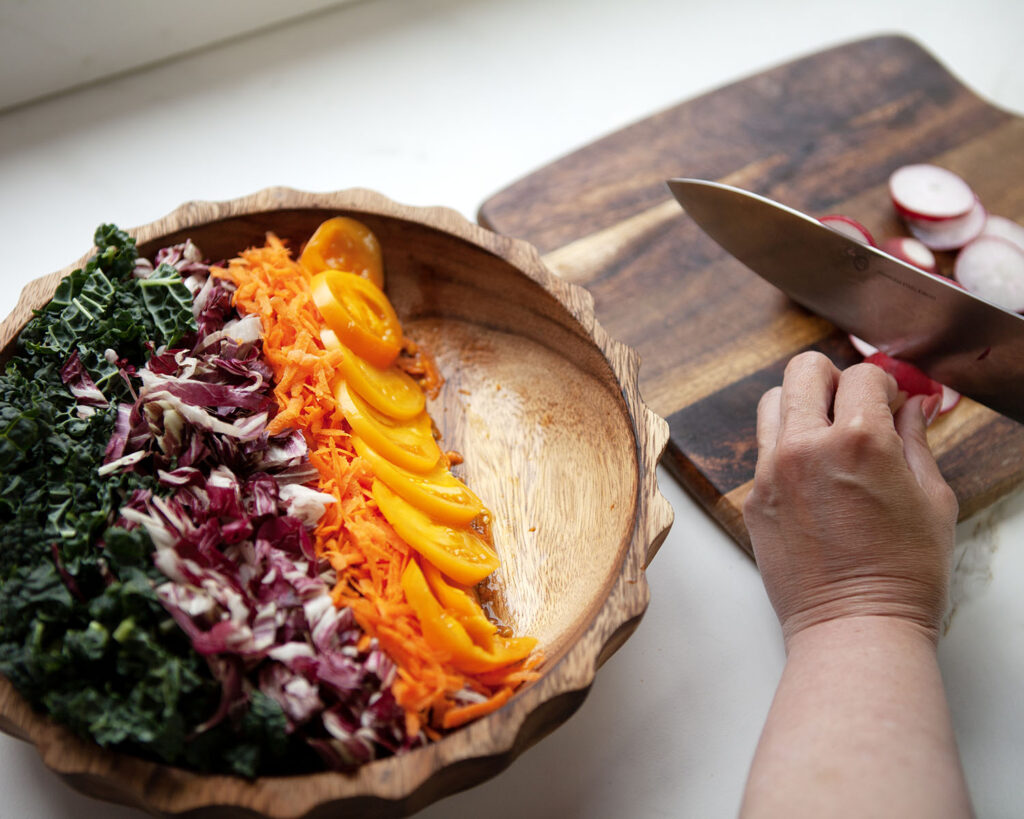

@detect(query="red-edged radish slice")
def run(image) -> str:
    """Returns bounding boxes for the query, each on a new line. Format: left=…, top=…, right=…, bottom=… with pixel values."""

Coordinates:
left=864, top=352, right=943, bottom=399
left=820, top=214, right=876, bottom=245
left=953, top=235, right=1024, bottom=312
left=939, top=385, right=961, bottom=415
left=848, top=334, right=879, bottom=357
left=889, top=164, right=976, bottom=222
left=879, top=236, right=937, bottom=273
left=906, top=198, right=987, bottom=251
left=980, top=214, right=1024, bottom=253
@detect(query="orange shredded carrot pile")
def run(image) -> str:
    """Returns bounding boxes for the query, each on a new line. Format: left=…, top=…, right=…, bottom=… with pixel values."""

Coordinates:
left=215, top=233, right=539, bottom=734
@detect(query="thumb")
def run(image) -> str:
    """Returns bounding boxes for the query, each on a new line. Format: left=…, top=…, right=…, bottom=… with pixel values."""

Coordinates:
left=894, top=393, right=944, bottom=490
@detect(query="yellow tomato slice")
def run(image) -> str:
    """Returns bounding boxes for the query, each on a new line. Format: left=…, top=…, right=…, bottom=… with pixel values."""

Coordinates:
left=311, top=270, right=402, bottom=369
left=420, top=561, right=498, bottom=646
left=321, top=328, right=424, bottom=421
left=373, top=480, right=499, bottom=586
left=299, top=216, right=384, bottom=289
left=337, top=381, right=441, bottom=473
left=353, top=436, right=485, bottom=525
left=400, top=560, right=535, bottom=673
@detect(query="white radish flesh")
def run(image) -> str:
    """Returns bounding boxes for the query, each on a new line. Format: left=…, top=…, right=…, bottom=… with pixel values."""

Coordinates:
left=940, top=385, right=961, bottom=415
left=953, top=235, right=1024, bottom=312
left=906, top=198, right=987, bottom=251
left=848, top=334, right=879, bottom=357
left=820, top=214, right=875, bottom=245
left=889, top=164, right=976, bottom=222
left=879, top=236, right=937, bottom=273
left=980, top=214, right=1024, bottom=253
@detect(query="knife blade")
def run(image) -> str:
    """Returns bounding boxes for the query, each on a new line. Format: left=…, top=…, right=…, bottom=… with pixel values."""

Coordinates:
left=667, top=177, right=1024, bottom=425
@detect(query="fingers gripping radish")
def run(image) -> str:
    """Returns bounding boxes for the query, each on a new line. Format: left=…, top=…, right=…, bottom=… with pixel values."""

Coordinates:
left=851, top=341, right=958, bottom=417
left=864, top=352, right=943, bottom=401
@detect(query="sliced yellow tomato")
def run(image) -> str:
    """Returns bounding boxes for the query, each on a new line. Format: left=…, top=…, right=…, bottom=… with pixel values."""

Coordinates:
left=321, top=328, right=424, bottom=421
left=420, top=561, right=498, bottom=646
left=400, top=559, right=536, bottom=673
left=353, top=436, right=485, bottom=525
left=337, top=381, right=440, bottom=473
left=374, top=480, right=499, bottom=586
left=311, top=270, right=402, bottom=369
left=299, top=216, right=384, bottom=289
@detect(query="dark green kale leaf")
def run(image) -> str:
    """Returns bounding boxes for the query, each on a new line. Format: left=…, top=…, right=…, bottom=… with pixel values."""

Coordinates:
left=15, top=223, right=196, bottom=403
left=0, top=401, right=44, bottom=472
left=138, top=263, right=197, bottom=348
left=0, top=225, right=281, bottom=778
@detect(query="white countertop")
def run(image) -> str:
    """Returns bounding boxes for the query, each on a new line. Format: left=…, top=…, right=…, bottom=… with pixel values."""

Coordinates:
left=1, top=1, right=1022, bottom=817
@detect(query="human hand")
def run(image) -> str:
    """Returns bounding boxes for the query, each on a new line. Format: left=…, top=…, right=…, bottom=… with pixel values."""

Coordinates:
left=743, top=351, right=958, bottom=644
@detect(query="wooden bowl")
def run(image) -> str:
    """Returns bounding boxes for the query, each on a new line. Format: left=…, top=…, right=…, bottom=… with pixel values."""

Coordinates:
left=0, top=188, right=673, bottom=817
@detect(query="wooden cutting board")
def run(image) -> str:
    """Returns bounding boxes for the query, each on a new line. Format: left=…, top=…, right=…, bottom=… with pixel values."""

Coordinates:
left=478, top=35, right=1024, bottom=551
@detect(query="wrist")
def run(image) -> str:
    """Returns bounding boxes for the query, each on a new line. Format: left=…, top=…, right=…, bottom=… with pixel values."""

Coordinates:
left=774, top=574, right=948, bottom=648
left=783, top=613, right=941, bottom=657
left=746, top=613, right=971, bottom=819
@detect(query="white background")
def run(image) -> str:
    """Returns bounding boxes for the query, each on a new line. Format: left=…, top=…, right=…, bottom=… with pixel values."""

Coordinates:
left=1, top=1, right=1023, bottom=817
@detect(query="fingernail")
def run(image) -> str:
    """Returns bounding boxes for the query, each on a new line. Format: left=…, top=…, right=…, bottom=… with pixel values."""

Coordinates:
left=922, top=393, right=942, bottom=426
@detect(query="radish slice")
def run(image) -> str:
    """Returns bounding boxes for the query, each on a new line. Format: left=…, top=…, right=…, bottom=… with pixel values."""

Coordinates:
left=864, top=352, right=943, bottom=400
left=879, top=236, right=937, bottom=273
left=980, top=214, right=1024, bottom=253
left=953, top=235, right=1024, bottom=312
left=905, top=198, right=987, bottom=251
left=848, top=334, right=879, bottom=357
left=889, top=164, right=976, bottom=222
left=940, top=385, right=961, bottom=415
left=820, top=214, right=876, bottom=245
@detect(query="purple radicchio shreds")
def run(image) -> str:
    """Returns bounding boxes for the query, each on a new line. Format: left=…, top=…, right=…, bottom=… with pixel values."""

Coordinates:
left=104, top=240, right=422, bottom=769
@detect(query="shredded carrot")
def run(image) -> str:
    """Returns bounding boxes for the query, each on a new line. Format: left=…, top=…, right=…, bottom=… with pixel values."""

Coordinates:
left=442, top=687, right=514, bottom=730
left=217, top=232, right=538, bottom=735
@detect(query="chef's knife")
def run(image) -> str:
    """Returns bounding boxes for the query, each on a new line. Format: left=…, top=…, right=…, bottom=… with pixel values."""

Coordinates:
left=667, top=177, right=1024, bottom=424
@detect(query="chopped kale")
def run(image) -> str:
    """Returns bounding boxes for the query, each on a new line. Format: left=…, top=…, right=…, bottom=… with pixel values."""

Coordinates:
left=0, top=225, right=292, bottom=777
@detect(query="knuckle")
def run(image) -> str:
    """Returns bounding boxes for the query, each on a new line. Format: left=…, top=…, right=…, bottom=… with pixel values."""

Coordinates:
left=772, top=433, right=821, bottom=476
left=743, top=479, right=780, bottom=528
left=784, top=351, right=831, bottom=379
left=844, top=360, right=898, bottom=395
left=845, top=360, right=884, bottom=381
left=833, top=418, right=898, bottom=460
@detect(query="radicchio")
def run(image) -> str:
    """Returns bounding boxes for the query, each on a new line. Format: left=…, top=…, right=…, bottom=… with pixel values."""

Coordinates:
left=106, top=241, right=421, bottom=771
left=60, top=349, right=108, bottom=418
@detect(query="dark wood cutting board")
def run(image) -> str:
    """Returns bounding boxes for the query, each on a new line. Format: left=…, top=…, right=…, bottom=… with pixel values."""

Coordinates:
left=478, top=35, right=1024, bottom=551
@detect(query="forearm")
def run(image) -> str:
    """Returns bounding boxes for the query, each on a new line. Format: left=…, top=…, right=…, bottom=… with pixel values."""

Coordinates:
left=740, top=616, right=973, bottom=819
